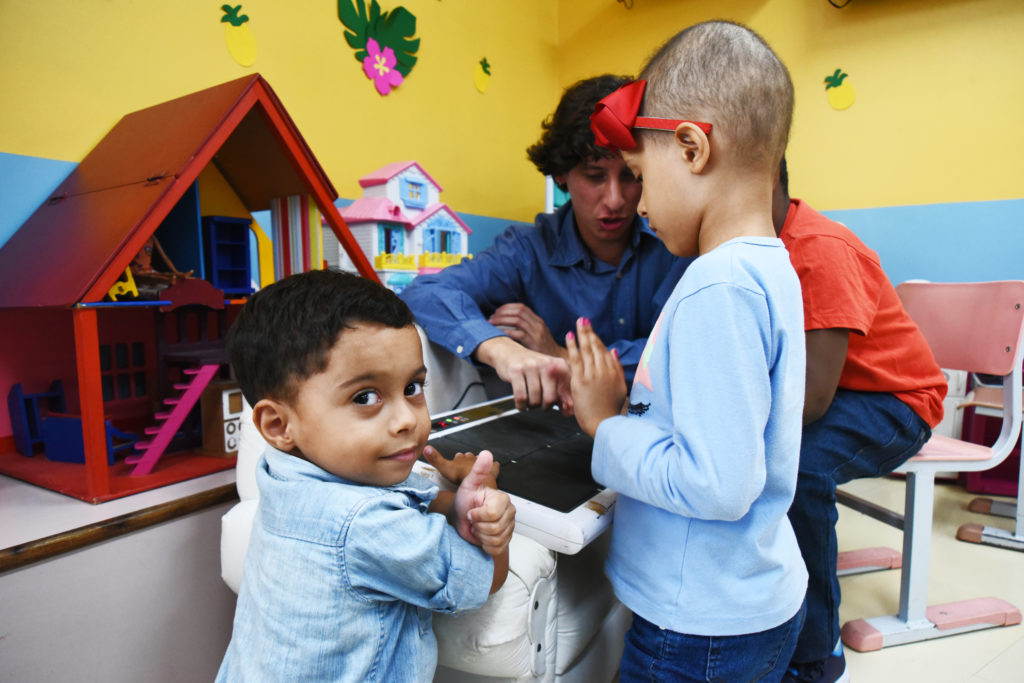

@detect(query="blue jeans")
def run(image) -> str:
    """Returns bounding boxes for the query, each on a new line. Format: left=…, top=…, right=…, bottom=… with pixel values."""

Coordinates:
left=619, top=603, right=806, bottom=683
left=788, top=389, right=931, bottom=663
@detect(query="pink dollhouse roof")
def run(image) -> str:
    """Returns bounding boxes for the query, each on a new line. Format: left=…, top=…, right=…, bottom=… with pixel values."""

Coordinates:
left=409, top=203, right=472, bottom=234
left=339, top=197, right=413, bottom=226
left=0, top=74, right=372, bottom=308
left=358, top=161, right=443, bottom=192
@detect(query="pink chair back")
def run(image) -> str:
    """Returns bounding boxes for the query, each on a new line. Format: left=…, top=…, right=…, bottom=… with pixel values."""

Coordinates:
left=896, top=281, right=1024, bottom=377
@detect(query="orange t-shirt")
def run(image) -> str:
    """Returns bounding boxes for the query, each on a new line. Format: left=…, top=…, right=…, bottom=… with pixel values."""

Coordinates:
left=780, top=199, right=947, bottom=427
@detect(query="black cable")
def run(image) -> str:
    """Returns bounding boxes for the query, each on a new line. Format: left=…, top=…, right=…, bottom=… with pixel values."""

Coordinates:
left=450, top=382, right=486, bottom=411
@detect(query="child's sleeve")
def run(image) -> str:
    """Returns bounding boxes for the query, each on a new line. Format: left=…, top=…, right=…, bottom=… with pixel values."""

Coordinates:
left=592, top=282, right=777, bottom=521
left=341, top=496, right=494, bottom=613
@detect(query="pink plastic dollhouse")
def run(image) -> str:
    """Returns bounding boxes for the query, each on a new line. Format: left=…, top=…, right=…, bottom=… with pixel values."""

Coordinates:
left=333, top=161, right=472, bottom=293
left=0, top=74, right=373, bottom=502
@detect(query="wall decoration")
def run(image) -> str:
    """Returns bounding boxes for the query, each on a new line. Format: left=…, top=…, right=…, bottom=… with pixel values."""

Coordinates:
left=338, top=0, right=420, bottom=96
left=825, top=68, right=855, bottom=110
left=363, top=38, right=404, bottom=95
left=474, top=58, right=491, bottom=93
left=220, top=4, right=257, bottom=67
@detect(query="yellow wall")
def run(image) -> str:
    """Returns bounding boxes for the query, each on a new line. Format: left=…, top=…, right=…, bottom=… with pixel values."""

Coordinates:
left=0, top=0, right=559, bottom=222
left=3, top=1, right=1021, bottom=218
left=557, top=0, right=1024, bottom=210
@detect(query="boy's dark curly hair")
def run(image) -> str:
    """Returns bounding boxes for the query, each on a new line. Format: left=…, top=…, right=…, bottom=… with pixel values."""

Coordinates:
left=526, top=74, right=632, bottom=191
left=226, top=269, right=414, bottom=407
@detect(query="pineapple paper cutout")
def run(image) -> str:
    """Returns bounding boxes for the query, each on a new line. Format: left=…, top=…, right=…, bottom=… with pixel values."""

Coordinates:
left=474, top=58, right=491, bottom=93
left=825, top=68, right=855, bottom=110
left=221, top=4, right=257, bottom=67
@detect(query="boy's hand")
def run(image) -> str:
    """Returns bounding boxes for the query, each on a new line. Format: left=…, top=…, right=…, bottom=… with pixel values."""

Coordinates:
left=565, top=317, right=628, bottom=437
left=468, top=487, right=515, bottom=557
left=453, top=451, right=515, bottom=550
left=423, top=445, right=500, bottom=487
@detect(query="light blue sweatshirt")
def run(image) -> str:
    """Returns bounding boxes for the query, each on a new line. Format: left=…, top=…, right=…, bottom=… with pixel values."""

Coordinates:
left=593, top=237, right=808, bottom=636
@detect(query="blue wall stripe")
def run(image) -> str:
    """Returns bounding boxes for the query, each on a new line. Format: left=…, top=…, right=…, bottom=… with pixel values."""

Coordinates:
left=4, top=152, right=1020, bottom=286
left=823, top=199, right=1024, bottom=286
left=0, top=152, right=77, bottom=251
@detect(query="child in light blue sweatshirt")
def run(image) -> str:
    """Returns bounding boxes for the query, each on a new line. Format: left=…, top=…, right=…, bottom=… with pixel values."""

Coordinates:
left=562, top=20, right=807, bottom=682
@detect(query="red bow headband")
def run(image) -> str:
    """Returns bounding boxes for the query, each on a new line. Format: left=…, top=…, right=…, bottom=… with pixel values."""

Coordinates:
left=590, top=80, right=712, bottom=152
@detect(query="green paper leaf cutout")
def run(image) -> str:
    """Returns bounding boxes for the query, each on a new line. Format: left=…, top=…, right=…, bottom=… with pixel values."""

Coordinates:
left=221, top=4, right=250, bottom=27
left=480, top=58, right=491, bottom=75
left=372, top=5, right=419, bottom=77
left=338, top=0, right=371, bottom=52
left=824, top=68, right=848, bottom=90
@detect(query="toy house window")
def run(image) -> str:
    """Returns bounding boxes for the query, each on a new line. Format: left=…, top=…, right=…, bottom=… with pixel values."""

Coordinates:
left=401, top=179, right=427, bottom=210
left=100, top=342, right=147, bottom=402
left=424, top=228, right=460, bottom=254
left=379, top=223, right=405, bottom=254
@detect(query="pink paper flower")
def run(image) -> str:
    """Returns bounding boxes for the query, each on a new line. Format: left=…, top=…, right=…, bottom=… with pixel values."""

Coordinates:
left=362, top=38, right=404, bottom=96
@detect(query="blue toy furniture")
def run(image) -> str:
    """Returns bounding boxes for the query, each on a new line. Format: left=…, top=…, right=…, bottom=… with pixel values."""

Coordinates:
left=42, top=414, right=139, bottom=466
left=8, top=381, right=66, bottom=456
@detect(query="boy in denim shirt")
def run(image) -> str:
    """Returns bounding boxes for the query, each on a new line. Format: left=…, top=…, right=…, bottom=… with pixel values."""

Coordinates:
left=217, top=270, right=514, bottom=682
left=564, top=21, right=807, bottom=682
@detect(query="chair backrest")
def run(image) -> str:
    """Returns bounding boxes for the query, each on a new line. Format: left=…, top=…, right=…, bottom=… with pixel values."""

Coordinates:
left=897, top=281, right=1024, bottom=376
left=896, top=280, right=1024, bottom=459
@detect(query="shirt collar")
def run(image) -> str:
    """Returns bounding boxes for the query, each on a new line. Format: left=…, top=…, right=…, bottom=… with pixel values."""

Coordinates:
left=548, top=200, right=649, bottom=270
left=262, top=445, right=434, bottom=496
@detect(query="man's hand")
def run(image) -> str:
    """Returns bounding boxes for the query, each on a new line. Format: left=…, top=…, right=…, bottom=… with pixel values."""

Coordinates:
left=488, top=303, right=567, bottom=360
left=474, top=336, right=571, bottom=411
left=423, top=445, right=500, bottom=488
left=565, top=317, right=627, bottom=437
left=452, top=451, right=515, bottom=554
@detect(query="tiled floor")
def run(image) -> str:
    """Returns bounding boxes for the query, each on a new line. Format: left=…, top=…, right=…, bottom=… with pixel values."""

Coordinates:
left=837, top=476, right=1024, bottom=682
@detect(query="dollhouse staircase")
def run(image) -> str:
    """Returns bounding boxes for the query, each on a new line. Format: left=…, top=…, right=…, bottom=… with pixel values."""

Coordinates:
left=126, top=364, right=220, bottom=476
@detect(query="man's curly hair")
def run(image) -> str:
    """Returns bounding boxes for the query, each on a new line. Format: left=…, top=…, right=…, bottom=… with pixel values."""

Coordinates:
left=527, top=74, right=631, bottom=191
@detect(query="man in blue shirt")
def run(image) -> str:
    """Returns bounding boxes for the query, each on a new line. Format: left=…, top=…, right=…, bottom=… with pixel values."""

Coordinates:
left=401, top=75, right=689, bottom=409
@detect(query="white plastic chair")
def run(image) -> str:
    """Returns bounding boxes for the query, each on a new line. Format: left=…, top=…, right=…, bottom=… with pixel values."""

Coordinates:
left=841, top=280, right=1024, bottom=652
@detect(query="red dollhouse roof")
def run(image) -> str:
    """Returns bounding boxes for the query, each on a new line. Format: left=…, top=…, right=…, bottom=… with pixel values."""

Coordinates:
left=357, top=160, right=443, bottom=192
left=339, top=197, right=413, bottom=226
left=0, top=74, right=372, bottom=308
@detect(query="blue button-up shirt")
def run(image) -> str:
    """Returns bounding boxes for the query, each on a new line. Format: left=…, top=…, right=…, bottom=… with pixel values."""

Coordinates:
left=217, top=448, right=493, bottom=682
left=401, top=202, right=691, bottom=382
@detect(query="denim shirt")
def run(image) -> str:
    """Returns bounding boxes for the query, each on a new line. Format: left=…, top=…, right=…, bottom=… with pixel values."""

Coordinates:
left=400, top=202, right=691, bottom=382
left=217, top=447, right=493, bottom=682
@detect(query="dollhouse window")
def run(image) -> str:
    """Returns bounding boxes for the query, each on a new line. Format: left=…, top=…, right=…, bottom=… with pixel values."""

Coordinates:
left=379, top=223, right=405, bottom=254
left=423, top=228, right=460, bottom=253
left=401, top=179, right=427, bottom=210
left=100, top=341, right=147, bottom=402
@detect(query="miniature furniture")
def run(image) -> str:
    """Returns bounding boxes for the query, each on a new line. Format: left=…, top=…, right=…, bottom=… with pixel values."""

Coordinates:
left=202, top=216, right=255, bottom=295
left=41, top=414, right=137, bottom=466
left=219, top=328, right=629, bottom=682
left=841, top=280, right=1024, bottom=652
left=8, top=381, right=66, bottom=456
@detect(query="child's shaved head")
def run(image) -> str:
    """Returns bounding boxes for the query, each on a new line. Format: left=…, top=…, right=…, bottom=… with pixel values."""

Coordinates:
left=639, top=21, right=793, bottom=169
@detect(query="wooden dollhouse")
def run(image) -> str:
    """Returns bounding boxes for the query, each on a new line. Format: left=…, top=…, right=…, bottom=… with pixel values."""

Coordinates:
left=0, top=74, right=373, bottom=502
left=333, top=161, right=472, bottom=293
